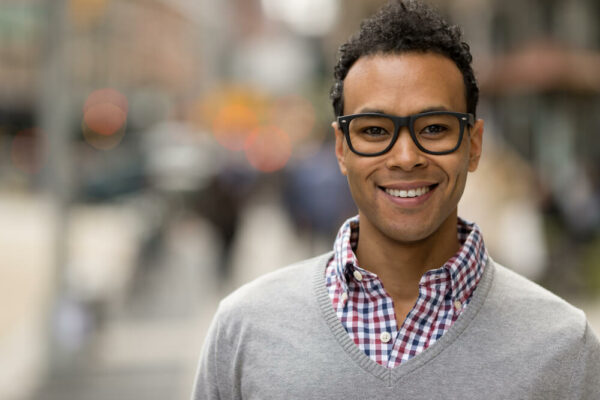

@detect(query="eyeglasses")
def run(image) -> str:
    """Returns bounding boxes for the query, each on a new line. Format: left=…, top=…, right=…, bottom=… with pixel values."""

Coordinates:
left=337, top=111, right=475, bottom=156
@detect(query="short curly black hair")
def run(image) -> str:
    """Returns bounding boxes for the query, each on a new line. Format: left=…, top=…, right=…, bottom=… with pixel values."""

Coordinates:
left=330, top=0, right=478, bottom=117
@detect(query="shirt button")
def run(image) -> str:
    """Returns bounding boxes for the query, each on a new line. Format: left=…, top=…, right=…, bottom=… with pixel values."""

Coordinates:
left=341, top=292, right=348, bottom=303
left=353, top=270, right=363, bottom=281
left=380, top=332, right=392, bottom=343
left=454, top=300, right=463, bottom=312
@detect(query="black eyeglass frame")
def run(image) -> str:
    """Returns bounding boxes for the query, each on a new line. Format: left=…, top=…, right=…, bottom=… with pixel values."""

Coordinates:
left=337, top=111, right=475, bottom=157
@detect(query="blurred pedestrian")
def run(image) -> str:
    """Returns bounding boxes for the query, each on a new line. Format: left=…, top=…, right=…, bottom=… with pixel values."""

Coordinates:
left=282, top=138, right=355, bottom=250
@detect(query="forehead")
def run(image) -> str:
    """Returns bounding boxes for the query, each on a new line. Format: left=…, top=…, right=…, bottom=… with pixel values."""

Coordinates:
left=343, top=52, right=466, bottom=115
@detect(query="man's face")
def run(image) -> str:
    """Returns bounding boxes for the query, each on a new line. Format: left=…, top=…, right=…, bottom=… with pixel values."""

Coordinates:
left=333, top=52, right=483, bottom=244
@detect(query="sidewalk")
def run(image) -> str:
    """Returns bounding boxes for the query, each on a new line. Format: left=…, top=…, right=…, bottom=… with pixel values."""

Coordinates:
left=0, top=194, right=54, bottom=400
left=30, top=214, right=222, bottom=400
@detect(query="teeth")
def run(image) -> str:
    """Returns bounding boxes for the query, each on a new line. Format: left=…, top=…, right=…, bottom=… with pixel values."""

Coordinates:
left=385, top=186, right=431, bottom=198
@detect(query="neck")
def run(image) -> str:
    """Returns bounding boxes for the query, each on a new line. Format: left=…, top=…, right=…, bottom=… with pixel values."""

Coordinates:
left=355, top=212, right=460, bottom=302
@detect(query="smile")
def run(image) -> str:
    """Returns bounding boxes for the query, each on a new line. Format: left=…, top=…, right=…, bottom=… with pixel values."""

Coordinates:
left=384, top=186, right=432, bottom=198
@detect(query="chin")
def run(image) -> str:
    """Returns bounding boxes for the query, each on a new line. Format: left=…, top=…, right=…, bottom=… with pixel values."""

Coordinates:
left=379, top=219, right=438, bottom=244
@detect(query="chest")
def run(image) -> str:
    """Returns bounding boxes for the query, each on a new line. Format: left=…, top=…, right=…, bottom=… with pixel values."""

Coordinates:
left=394, top=300, right=417, bottom=325
left=228, top=315, right=572, bottom=400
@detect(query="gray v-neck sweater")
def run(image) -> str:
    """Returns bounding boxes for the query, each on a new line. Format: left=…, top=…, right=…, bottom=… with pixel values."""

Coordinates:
left=192, top=253, right=600, bottom=399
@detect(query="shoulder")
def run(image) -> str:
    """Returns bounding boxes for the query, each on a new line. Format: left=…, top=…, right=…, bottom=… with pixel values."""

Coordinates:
left=487, top=261, right=600, bottom=395
left=492, top=261, right=584, bottom=316
left=215, top=252, right=332, bottom=323
left=484, top=260, right=587, bottom=339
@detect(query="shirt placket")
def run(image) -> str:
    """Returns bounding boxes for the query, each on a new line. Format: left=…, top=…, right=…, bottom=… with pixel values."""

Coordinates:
left=388, top=270, right=449, bottom=367
left=340, top=266, right=399, bottom=367
left=363, top=274, right=399, bottom=366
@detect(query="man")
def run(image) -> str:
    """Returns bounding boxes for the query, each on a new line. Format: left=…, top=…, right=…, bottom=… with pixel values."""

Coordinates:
left=192, top=1, right=600, bottom=398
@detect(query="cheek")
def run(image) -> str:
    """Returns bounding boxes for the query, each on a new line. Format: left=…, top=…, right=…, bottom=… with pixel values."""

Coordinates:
left=449, top=158, right=471, bottom=197
left=345, top=159, right=378, bottom=193
left=441, top=154, right=470, bottom=192
left=345, top=166, right=364, bottom=195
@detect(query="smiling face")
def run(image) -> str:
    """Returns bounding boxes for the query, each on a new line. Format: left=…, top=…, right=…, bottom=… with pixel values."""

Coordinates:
left=333, top=52, right=483, bottom=246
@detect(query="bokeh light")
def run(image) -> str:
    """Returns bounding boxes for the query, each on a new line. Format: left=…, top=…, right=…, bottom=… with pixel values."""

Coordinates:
left=188, top=86, right=270, bottom=153
left=212, top=103, right=259, bottom=152
left=84, top=88, right=128, bottom=115
left=189, top=87, right=319, bottom=171
left=261, top=0, right=341, bottom=36
left=82, top=88, right=128, bottom=150
left=244, top=125, right=292, bottom=173
left=83, top=102, right=126, bottom=136
left=10, top=128, right=46, bottom=174
left=68, top=0, right=109, bottom=28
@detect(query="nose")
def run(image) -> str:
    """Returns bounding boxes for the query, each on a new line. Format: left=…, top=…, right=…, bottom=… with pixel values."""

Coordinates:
left=384, top=128, right=427, bottom=171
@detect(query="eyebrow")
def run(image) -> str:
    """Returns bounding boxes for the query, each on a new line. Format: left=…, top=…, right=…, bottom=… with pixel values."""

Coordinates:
left=355, top=105, right=451, bottom=115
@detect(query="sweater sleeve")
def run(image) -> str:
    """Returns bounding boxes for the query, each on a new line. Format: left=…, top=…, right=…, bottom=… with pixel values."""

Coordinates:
left=191, top=308, right=223, bottom=400
left=569, top=322, right=600, bottom=400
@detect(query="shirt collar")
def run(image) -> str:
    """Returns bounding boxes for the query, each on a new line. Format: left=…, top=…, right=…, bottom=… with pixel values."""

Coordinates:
left=331, top=215, right=488, bottom=299
left=332, top=216, right=360, bottom=293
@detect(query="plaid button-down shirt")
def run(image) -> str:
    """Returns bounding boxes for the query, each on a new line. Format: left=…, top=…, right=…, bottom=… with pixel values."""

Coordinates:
left=325, top=215, right=488, bottom=368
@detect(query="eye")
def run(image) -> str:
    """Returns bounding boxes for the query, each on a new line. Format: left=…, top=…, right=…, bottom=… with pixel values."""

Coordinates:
left=421, top=124, right=448, bottom=136
left=361, top=126, right=389, bottom=137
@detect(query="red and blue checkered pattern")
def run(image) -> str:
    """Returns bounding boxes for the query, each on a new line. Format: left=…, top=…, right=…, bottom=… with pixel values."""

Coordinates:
left=325, top=215, right=487, bottom=368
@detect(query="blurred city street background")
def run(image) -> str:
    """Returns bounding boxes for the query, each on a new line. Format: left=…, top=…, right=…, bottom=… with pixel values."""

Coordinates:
left=1, top=0, right=599, bottom=399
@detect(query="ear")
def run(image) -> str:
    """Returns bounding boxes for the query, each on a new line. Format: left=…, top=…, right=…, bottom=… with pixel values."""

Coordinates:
left=332, top=121, right=348, bottom=176
left=468, top=118, right=484, bottom=172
